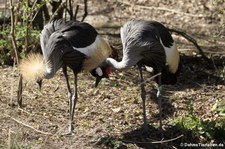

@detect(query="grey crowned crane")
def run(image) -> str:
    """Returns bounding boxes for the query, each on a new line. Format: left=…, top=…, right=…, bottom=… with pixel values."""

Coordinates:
left=20, top=20, right=112, bottom=135
left=96, top=19, right=180, bottom=131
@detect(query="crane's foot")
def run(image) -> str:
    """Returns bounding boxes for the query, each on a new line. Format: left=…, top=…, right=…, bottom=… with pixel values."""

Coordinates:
left=61, top=125, right=75, bottom=136
left=139, top=123, right=151, bottom=135
left=62, top=131, right=75, bottom=136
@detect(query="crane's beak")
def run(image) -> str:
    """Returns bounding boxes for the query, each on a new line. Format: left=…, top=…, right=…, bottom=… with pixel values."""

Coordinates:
left=95, top=77, right=102, bottom=87
left=37, top=80, right=42, bottom=90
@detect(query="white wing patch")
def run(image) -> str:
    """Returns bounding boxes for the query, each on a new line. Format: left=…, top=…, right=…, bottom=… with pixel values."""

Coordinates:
left=73, top=35, right=100, bottom=56
left=160, top=39, right=180, bottom=73
left=82, top=37, right=112, bottom=72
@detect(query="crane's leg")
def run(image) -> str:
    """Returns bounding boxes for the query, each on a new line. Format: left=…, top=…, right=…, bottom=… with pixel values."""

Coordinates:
left=67, top=72, right=78, bottom=135
left=157, top=75, right=163, bottom=136
left=138, top=65, right=148, bottom=130
left=63, top=66, right=72, bottom=101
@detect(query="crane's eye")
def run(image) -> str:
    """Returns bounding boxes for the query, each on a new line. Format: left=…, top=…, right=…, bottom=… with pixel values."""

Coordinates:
left=96, top=67, right=103, bottom=77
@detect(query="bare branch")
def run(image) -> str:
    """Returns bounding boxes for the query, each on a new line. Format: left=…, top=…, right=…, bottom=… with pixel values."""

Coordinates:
left=123, top=134, right=184, bottom=144
left=50, top=2, right=66, bottom=21
left=139, top=72, right=162, bottom=86
left=5, top=114, right=52, bottom=135
left=9, top=0, right=23, bottom=107
left=151, top=134, right=184, bottom=144
left=9, top=0, right=19, bottom=65
left=168, top=28, right=212, bottom=64
left=81, top=0, right=88, bottom=21
left=74, top=5, right=80, bottom=20
left=68, top=0, right=73, bottom=20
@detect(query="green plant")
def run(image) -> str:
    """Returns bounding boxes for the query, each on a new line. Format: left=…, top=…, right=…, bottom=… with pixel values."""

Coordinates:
left=215, top=99, right=225, bottom=117
left=0, top=26, right=40, bottom=65
left=169, top=116, right=225, bottom=141
left=96, top=137, right=126, bottom=149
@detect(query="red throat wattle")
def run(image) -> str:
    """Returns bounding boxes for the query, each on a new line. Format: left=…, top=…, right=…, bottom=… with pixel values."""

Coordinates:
left=106, top=67, right=111, bottom=76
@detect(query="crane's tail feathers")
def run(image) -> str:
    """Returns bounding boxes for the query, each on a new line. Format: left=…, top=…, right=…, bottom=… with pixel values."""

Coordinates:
left=19, top=53, right=48, bottom=82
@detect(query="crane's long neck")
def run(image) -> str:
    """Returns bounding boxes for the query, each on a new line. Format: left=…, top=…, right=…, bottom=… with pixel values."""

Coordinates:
left=106, top=51, right=142, bottom=70
left=106, top=56, right=134, bottom=70
left=106, top=58, right=126, bottom=70
left=42, top=57, right=62, bottom=80
left=44, top=66, right=55, bottom=79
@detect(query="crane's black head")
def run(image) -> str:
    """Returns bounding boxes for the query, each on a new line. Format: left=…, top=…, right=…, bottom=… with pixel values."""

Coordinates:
left=36, top=79, right=43, bottom=90
left=91, top=65, right=111, bottom=87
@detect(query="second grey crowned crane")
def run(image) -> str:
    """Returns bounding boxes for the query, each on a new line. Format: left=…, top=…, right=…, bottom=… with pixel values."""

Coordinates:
left=97, top=19, right=180, bottom=131
left=21, top=20, right=112, bottom=135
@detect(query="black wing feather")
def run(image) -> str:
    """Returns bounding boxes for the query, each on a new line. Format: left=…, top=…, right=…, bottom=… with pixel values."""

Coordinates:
left=136, top=20, right=173, bottom=47
left=41, top=20, right=98, bottom=73
left=60, top=21, right=98, bottom=48
left=148, top=21, right=174, bottom=47
left=62, top=49, right=86, bottom=73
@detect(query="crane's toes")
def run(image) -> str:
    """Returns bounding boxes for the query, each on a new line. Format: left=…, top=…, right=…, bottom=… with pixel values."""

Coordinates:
left=61, top=131, right=75, bottom=136
left=61, top=126, right=75, bottom=136
left=140, top=123, right=151, bottom=135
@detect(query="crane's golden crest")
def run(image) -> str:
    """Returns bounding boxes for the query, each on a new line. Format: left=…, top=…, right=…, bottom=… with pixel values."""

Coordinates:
left=19, top=53, right=49, bottom=82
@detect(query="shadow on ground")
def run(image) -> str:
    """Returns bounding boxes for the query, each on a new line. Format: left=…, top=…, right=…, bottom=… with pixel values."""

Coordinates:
left=94, top=125, right=184, bottom=149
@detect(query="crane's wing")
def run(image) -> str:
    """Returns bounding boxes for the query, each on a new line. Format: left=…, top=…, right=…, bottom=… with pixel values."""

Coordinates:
left=60, top=21, right=98, bottom=48
left=59, top=21, right=100, bottom=71
left=40, top=20, right=66, bottom=56
left=140, top=42, right=166, bottom=70
left=146, top=21, right=174, bottom=47
left=41, top=20, right=106, bottom=73
left=121, top=20, right=174, bottom=50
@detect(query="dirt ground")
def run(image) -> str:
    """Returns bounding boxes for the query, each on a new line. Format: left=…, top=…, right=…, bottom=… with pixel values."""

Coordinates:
left=0, top=0, right=225, bottom=148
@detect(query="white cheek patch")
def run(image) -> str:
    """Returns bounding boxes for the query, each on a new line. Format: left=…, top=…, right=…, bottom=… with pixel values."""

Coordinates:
left=96, top=67, right=103, bottom=76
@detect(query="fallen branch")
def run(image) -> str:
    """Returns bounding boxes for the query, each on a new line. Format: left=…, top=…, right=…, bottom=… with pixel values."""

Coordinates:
left=17, top=107, right=32, bottom=115
left=5, top=114, right=52, bottom=135
left=139, top=72, right=162, bottom=86
left=151, top=134, right=184, bottom=144
left=123, top=134, right=183, bottom=144
left=117, top=0, right=205, bottom=18
left=168, top=28, right=212, bottom=64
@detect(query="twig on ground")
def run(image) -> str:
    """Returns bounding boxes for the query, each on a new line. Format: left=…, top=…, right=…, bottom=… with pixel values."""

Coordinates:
left=54, top=84, right=59, bottom=92
left=7, top=129, right=11, bottom=149
left=17, top=107, right=32, bottom=115
left=5, top=114, right=52, bottom=135
left=151, top=134, right=183, bottom=144
left=117, top=0, right=205, bottom=18
left=139, top=72, right=161, bottom=86
left=123, top=134, right=183, bottom=144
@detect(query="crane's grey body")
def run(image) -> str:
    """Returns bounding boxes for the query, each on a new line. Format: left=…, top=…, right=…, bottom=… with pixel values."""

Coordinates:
left=107, top=19, right=179, bottom=84
left=40, top=20, right=99, bottom=79
left=39, top=20, right=111, bottom=135
left=105, top=19, right=180, bottom=133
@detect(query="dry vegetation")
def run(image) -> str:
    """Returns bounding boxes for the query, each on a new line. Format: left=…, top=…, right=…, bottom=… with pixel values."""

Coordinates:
left=0, top=0, right=225, bottom=148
